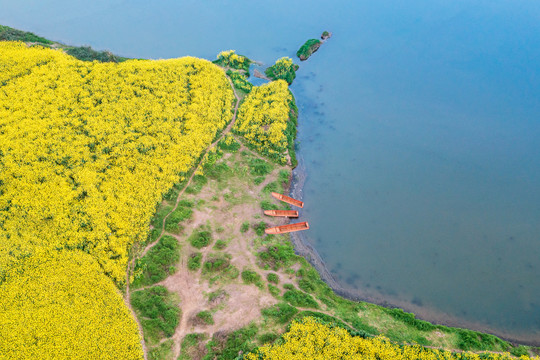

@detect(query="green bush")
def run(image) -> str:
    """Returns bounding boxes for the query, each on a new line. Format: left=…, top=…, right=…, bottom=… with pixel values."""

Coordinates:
left=298, top=279, right=316, bottom=293
left=249, top=158, right=272, bottom=176
left=164, top=202, right=193, bottom=234
left=185, top=174, right=208, bottom=194
left=205, top=325, right=258, bottom=360
left=130, top=286, right=180, bottom=345
left=261, top=200, right=278, bottom=211
left=268, top=284, right=281, bottom=298
left=188, top=252, right=202, bottom=271
left=261, top=302, right=298, bottom=324
left=283, top=283, right=295, bottom=291
left=283, top=289, right=318, bottom=308
left=241, top=269, right=262, bottom=284
left=258, top=332, right=279, bottom=344
left=205, top=162, right=231, bottom=180
left=189, top=228, right=212, bottom=249
left=203, top=256, right=230, bottom=273
left=226, top=69, right=253, bottom=93
left=267, top=273, right=279, bottom=284
left=132, top=235, right=181, bottom=287
left=254, top=221, right=267, bottom=236
left=258, top=243, right=297, bottom=270
left=65, top=46, right=122, bottom=62
left=148, top=339, right=173, bottom=360
left=196, top=311, right=214, bottom=325
left=214, top=239, right=227, bottom=250
left=253, top=176, right=265, bottom=185
left=262, top=182, right=278, bottom=194
left=218, top=136, right=241, bottom=152
left=240, top=221, right=250, bottom=233
left=0, top=25, right=52, bottom=44
left=385, top=308, right=435, bottom=332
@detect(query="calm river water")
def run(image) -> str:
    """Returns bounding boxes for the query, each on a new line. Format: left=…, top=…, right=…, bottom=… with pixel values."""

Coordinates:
left=2, top=0, right=540, bottom=343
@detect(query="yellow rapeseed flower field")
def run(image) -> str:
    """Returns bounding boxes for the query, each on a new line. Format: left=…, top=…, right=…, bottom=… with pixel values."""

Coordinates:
left=233, top=79, right=292, bottom=163
left=246, top=317, right=538, bottom=360
left=0, top=41, right=234, bottom=358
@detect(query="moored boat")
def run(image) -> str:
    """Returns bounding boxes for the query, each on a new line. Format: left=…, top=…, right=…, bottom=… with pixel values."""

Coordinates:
left=265, top=221, right=309, bottom=234
left=263, top=210, right=299, bottom=218
left=271, top=192, right=304, bottom=208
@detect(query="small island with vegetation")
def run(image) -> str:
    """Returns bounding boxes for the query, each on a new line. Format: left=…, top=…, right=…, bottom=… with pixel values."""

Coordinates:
left=296, top=30, right=332, bottom=61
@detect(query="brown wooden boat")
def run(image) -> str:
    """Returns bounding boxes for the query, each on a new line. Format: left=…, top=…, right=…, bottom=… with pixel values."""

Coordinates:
left=271, top=192, right=304, bottom=208
left=264, top=210, right=299, bottom=218
left=265, top=221, right=309, bottom=234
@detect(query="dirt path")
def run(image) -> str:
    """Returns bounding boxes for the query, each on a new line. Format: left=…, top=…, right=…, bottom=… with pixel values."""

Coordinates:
left=124, top=76, right=241, bottom=360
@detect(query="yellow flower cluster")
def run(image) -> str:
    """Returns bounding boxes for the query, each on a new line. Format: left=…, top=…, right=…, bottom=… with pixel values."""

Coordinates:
left=246, top=317, right=537, bottom=360
left=0, top=41, right=234, bottom=358
left=217, top=49, right=247, bottom=66
left=0, top=249, right=142, bottom=359
left=233, top=80, right=292, bottom=163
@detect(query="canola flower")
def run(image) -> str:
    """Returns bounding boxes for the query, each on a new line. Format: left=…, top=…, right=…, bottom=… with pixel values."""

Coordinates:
left=246, top=317, right=538, bottom=360
left=0, top=41, right=234, bottom=358
left=233, top=80, right=292, bottom=163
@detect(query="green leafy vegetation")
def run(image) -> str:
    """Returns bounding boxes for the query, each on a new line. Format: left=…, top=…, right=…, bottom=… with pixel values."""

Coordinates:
left=261, top=303, right=298, bottom=324
left=189, top=227, right=213, bottom=249
left=240, top=221, right=250, bottom=233
left=188, top=252, right=202, bottom=271
left=268, top=284, right=281, bottom=298
left=204, top=325, right=258, bottom=360
left=261, top=200, right=278, bottom=211
left=283, top=289, right=318, bottom=308
left=258, top=243, right=297, bottom=270
left=132, top=235, right=181, bottom=288
left=0, top=25, right=52, bottom=44
left=267, top=273, right=279, bottom=284
left=130, top=286, right=180, bottom=345
left=185, top=174, right=208, bottom=194
left=226, top=69, right=253, bottom=93
left=196, top=311, right=215, bottom=325
left=248, top=158, right=273, bottom=176
left=265, top=57, right=299, bottom=85
left=66, top=46, right=124, bottom=62
left=213, top=239, right=227, bottom=250
left=296, top=38, right=322, bottom=61
left=178, top=333, right=207, bottom=360
left=254, top=221, right=267, bottom=236
left=164, top=200, right=193, bottom=234
left=148, top=339, right=173, bottom=360
left=241, top=269, right=262, bottom=286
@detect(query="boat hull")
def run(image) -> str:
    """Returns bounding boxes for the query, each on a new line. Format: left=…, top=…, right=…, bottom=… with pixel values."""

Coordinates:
left=264, top=210, right=299, bottom=218
left=271, top=192, right=304, bottom=208
left=265, top=221, right=309, bottom=234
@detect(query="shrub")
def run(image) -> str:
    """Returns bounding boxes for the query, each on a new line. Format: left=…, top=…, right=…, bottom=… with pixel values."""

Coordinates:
left=196, top=311, right=214, bottom=325
left=132, top=235, right=181, bottom=287
left=240, top=221, right=250, bottom=233
left=248, top=158, right=273, bottom=176
left=261, top=200, right=278, bottom=211
left=283, top=289, right=318, bottom=309
left=188, top=253, right=202, bottom=271
left=258, top=243, right=297, bottom=270
left=190, top=228, right=212, bottom=249
left=130, top=286, right=180, bottom=344
left=242, top=269, right=262, bottom=285
left=214, top=240, right=227, bottom=250
left=267, top=273, right=279, bottom=284
left=185, top=174, right=208, bottom=194
left=268, top=284, right=281, bottom=298
left=261, top=303, right=298, bottom=324
left=254, top=221, right=267, bottom=236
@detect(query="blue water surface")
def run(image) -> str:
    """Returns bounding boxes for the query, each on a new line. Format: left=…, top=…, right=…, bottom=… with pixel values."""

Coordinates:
left=2, top=0, right=540, bottom=342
